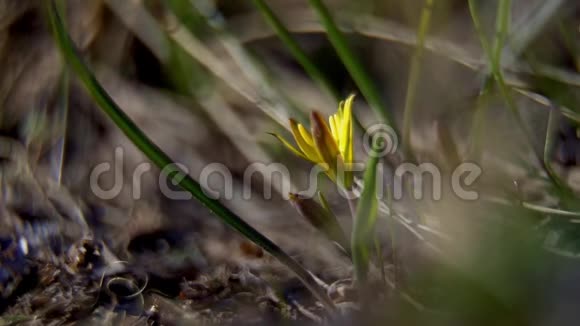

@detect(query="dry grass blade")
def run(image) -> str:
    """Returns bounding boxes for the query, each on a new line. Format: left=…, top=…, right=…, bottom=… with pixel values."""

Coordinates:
left=103, top=0, right=171, bottom=62
left=167, top=17, right=292, bottom=130
left=49, top=70, right=69, bottom=185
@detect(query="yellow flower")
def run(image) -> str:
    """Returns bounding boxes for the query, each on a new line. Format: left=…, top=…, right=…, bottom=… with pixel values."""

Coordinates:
left=272, top=95, right=355, bottom=189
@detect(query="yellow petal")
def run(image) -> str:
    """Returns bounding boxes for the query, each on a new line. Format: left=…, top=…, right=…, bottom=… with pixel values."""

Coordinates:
left=269, top=133, right=309, bottom=161
left=298, top=124, right=314, bottom=146
left=290, top=119, right=321, bottom=163
left=339, top=94, right=355, bottom=156
left=329, top=115, right=339, bottom=144
left=347, top=119, right=353, bottom=163
left=311, top=112, right=340, bottom=179
left=337, top=100, right=345, bottom=117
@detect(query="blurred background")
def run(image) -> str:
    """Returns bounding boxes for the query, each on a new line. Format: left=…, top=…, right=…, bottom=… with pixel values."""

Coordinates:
left=1, top=0, right=580, bottom=324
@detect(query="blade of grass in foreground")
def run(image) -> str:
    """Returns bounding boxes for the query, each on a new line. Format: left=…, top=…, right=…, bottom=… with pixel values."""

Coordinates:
left=307, top=0, right=396, bottom=131
left=45, top=0, right=334, bottom=311
left=352, top=149, right=380, bottom=286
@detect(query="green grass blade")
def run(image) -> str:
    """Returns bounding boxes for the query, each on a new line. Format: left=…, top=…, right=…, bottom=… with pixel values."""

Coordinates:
left=467, top=0, right=494, bottom=66
left=467, top=0, right=505, bottom=162
left=307, top=0, right=395, bottom=130
left=352, top=149, right=380, bottom=285
left=252, top=0, right=340, bottom=100
left=491, top=0, right=510, bottom=70
left=45, top=0, right=334, bottom=311
left=401, top=0, right=434, bottom=160
left=470, top=0, right=514, bottom=114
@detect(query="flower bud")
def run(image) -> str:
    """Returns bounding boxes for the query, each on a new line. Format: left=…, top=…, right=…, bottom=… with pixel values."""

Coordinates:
left=289, top=192, right=349, bottom=253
